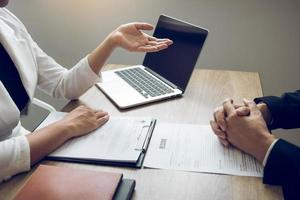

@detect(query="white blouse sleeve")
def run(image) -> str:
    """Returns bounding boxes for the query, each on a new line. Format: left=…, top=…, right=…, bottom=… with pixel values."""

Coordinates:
left=27, top=29, right=101, bottom=99
left=34, top=48, right=101, bottom=99
left=4, top=8, right=101, bottom=100
left=0, top=136, right=30, bottom=183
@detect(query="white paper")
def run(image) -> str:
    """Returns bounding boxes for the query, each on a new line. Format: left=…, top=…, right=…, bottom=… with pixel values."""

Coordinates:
left=144, top=123, right=263, bottom=177
left=37, top=111, right=153, bottom=163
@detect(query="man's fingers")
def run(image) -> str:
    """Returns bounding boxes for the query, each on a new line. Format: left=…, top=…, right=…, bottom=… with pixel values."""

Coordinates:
left=243, top=99, right=260, bottom=113
left=213, top=103, right=247, bottom=131
left=236, top=106, right=250, bottom=116
left=234, top=104, right=244, bottom=109
left=213, top=107, right=226, bottom=131
left=134, top=23, right=154, bottom=30
left=210, top=120, right=226, bottom=139
left=219, top=138, right=229, bottom=147
left=223, top=99, right=235, bottom=115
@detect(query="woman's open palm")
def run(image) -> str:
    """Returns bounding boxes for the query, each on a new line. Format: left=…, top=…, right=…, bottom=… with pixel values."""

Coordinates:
left=111, top=22, right=173, bottom=52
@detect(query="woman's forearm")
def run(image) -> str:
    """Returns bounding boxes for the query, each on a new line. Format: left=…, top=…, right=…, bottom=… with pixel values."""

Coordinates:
left=26, top=121, right=72, bottom=165
left=87, top=34, right=116, bottom=74
left=25, top=105, right=109, bottom=166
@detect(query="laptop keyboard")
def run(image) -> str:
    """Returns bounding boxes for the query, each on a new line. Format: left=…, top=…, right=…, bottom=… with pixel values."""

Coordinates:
left=115, top=68, right=174, bottom=98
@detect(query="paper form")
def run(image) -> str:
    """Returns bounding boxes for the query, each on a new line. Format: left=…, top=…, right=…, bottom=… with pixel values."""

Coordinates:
left=144, top=123, right=263, bottom=177
left=37, top=112, right=153, bottom=162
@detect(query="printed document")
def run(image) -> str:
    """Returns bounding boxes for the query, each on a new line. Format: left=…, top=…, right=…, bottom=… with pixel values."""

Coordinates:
left=37, top=112, right=153, bottom=163
left=144, top=123, right=263, bottom=177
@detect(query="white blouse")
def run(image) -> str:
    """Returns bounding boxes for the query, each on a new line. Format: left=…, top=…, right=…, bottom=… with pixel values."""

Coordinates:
left=0, top=8, right=101, bottom=182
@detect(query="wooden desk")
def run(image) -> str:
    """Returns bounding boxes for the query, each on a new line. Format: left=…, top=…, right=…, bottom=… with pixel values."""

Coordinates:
left=0, top=65, right=283, bottom=200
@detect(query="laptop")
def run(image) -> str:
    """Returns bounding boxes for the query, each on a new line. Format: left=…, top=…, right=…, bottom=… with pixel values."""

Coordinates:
left=96, top=15, right=208, bottom=109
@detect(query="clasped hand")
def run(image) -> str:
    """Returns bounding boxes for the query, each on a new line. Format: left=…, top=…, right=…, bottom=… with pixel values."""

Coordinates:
left=210, top=99, right=276, bottom=163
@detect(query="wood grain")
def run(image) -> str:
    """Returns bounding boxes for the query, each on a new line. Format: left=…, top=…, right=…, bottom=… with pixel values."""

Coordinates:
left=0, top=65, right=282, bottom=200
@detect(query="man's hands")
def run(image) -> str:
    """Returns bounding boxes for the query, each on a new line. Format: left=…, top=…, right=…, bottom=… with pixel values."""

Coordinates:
left=110, top=22, right=173, bottom=52
left=210, top=99, right=276, bottom=163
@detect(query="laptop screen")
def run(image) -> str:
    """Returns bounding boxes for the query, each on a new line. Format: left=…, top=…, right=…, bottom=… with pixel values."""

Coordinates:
left=143, top=15, right=208, bottom=91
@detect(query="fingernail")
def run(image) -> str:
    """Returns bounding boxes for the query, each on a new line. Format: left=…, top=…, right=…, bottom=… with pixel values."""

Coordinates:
left=243, top=98, right=251, bottom=103
left=219, top=134, right=226, bottom=140
left=223, top=140, right=229, bottom=146
left=223, top=98, right=233, bottom=103
left=221, top=140, right=227, bottom=146
left=223, top=98, right=230, bottom=102
left=220, top=125, right=226, bottom=132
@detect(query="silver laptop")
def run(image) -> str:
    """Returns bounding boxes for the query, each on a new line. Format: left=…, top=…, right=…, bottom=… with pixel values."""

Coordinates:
left=96, top=15, right=208, bottom=109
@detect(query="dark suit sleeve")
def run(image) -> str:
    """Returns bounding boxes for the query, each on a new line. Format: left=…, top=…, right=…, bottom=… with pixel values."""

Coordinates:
left=263, top=139, right=300, bottom=200
left=254, top=90, right=300, bottom=130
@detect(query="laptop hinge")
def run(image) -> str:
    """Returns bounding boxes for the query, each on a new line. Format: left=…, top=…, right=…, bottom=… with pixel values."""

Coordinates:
left=144, top=67, right=180, bottom=90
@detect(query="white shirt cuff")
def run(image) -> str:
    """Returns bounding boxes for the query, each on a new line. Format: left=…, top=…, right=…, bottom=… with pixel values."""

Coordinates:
left=77, top=56, right=102, bottom=83
left=63, top=56, right=102, bottom=99
left=1, top=136, right=31, bottom=182
left=262, top=138, right=279, bottom=166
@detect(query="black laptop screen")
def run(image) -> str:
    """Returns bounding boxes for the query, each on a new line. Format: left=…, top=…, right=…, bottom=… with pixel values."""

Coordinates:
left=143, top=15, right=208, bottom=91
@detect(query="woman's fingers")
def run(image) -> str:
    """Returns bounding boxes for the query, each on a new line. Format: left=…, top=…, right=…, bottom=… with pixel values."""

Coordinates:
left=95, top=110, right=108, bottom=119
left=97, top=115, right=109, bottom=126
left=134, top=23, right=154, bottom=30
left=148, top=36, right=173, bottom=44
left=146, top=40, right=170, bottom=46
left=148, top=36, right=158, bottom=41
left=93, top=110, right=109, bottom=127
left=137, top=44, right=168, bottom=52
left=140, top=38, right=172, bottom=52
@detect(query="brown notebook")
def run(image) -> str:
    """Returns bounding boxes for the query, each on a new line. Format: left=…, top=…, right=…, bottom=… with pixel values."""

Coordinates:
left=14, top=165, right=123, bottom=200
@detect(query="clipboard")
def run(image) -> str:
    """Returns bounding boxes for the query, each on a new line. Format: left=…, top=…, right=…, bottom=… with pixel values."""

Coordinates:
left=36, top=112, right=156, bottom=168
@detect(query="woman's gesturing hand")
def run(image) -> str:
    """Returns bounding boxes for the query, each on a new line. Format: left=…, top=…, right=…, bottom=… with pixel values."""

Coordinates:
left=110, top=22, right=173, bottom=52
left=88, top=22, right=173, bottom=74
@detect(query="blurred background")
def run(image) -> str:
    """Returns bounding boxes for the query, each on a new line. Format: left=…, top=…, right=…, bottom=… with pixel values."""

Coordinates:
left=7, top=0, right=300, bottom=145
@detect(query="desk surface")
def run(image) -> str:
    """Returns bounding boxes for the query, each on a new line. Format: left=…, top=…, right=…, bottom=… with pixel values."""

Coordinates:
left=0, top=65, right=283, bottom=200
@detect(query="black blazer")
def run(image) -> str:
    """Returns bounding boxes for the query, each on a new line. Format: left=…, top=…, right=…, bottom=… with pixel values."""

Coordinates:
left=255, top=90, right=300, bottom=200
